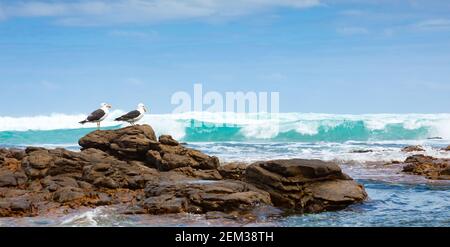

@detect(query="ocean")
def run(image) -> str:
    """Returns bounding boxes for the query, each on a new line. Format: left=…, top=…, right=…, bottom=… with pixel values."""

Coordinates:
left=1, top=112, right=450, bottom=227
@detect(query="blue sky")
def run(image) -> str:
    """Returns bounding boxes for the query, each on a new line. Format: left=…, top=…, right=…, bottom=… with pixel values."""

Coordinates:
left=0, top=0, right=450, bottom=115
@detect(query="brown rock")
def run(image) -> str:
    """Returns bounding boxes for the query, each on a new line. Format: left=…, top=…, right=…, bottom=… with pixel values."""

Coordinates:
left=82, top=154, right=159, bottom=189
left=245, top=159, right=367, bottom=213
left=0, top=197, right=34, bottom=217
left=0, top=169, right=27, bottom=187
left=159, top=135, right=179, bottom=146
left=143, top=176, right=271, bottom=215
left=402, top=154, right=450, bottom=180
left=79, top=125, right=157, bottom=159
left=218, top=163, right=248, bottom=180
left=401, top=145, right=425, bottom=152
left=52, top=187, right=85, bottom=203
left=173, top=167, right=223, bottom=180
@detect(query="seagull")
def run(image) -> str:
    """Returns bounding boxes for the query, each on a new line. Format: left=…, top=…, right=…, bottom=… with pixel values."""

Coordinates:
left=79, top=103, right=112, bottom=130
left=115, top=103, right=148, bottom=126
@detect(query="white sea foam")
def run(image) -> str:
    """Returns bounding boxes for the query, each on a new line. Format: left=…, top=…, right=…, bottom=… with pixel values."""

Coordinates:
left=1, top=112, right=450, bottom=140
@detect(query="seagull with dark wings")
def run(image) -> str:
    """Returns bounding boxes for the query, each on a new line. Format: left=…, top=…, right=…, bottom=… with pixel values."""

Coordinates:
left=115, top=103, right=148, bottom=126
left=79, top=103, right=112, bottom=130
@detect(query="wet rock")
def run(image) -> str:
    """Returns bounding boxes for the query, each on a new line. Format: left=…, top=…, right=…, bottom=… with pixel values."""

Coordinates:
left=402, top=154, right=450, bottom=180
left=218, top=163, right=248, bottom=180
left=143, top=177, right=271, bottom=215
left=401, top=145, right=425, bottom=152
left=245, top=159, right=367, bottom=213
left=0, top=197, right=34, bottom=217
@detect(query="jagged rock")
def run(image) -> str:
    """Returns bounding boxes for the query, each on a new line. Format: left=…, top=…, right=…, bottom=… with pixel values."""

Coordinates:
left=79, top=125, right=157, bottom=159
left=159, top=135, right=179, bottom=146
left=143, top=176, right=271, bottom=215
left=402, top=154, right=450, bottom=180
left=79, top=125, right=220, bottom=172
left=0, top=169, right=27, bottom=187
left=401, top=145, right=425, bottom=152
left=218, top=163, right=247, bottom=180
left=53, top=187, right=85, bottom=203
left=245, top=159, right=367, bottom=213
left=82, top=150, right=159, bottom=189
left=0, top=197, right=34, bottom=217
left=444, top=145, right=450, bottom=151
left=173, top=167, right=223, bottom=180
left=145, top=142, right=220, bottom=171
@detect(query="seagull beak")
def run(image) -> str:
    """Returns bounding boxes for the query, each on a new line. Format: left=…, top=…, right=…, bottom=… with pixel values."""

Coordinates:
left=144, top=107, right=148, bottom=113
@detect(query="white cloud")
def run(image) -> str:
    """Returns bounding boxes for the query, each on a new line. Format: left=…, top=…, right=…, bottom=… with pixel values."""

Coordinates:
left=0, top=0, right=321, bottom=26
left=336, top=27, right=369, bottom=35
left=415, top=19, right=450, bottom=31
left=109, top=30, right=158, bottom=40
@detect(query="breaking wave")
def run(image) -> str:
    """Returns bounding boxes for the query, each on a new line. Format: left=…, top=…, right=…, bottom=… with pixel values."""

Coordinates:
left=1, top=111, right=450, bottom=144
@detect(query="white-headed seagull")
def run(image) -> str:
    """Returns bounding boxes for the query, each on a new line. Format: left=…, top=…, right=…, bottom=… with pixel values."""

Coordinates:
left=79, top=103, right=112, bottom=130
left=115, top=103, right=148, bottom=126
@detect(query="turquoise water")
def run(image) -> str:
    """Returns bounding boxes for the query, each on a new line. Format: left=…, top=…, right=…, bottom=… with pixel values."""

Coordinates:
left=0, top=120, right=439, bottom=146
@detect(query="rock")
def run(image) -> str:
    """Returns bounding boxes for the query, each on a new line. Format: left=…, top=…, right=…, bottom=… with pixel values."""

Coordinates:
left=245, top=159, right=367, bottom=213
left=350, top=149, right=373, bottom=153
left=173, top=167, right=223, bottom=180
left=402, top=154, right=450, bottom=180
left=21, top=150, right=53, bottom=178
left=142, top=195, right=188, bottom=214
left=52, top=187, right=85, bottom=203
left=159, top=135, right=179, bottom=146
left=82, top=153, right=159, bottom=189
left=218, top=163, right=247, bottom=180
left=143, top=176, right=271, bottom=215
left=401, top=145, right=425, bottom=152
left=79, top=125, right=220, bottom=172
left=79, top=125, right=157, bottom=159
left=0, top=169, right=27, bottom=187
left=41, top=175, right=80, bottom=192
left=444, top=145, right=450, bottom=151
left=146, top=143, right=220, bottom=172
left=0, top=197, right=34, bottom=217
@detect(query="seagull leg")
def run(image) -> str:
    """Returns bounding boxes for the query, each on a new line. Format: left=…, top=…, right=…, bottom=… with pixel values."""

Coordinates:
left=97, top=122, right=100, bottom=130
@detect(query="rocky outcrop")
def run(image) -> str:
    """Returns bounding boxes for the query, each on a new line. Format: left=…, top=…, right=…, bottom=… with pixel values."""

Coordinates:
left=402, top=155, right=450, bottom=180
left=443, top=146, right=450, bottom=151
left=0, top=125, right=367, bottom=218
left=218, top=163, right=247, bottom=180
left=401, top=145, right=425, bottom=152
left=80, top=127, right=220, bottom=172
left=142, top=175, right=271, bottom=215
left=245, top=159, right=367, bottom=213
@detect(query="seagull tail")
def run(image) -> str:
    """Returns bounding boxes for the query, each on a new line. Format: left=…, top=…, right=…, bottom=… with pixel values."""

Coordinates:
left=79, top=120, right=88, bottom=124
left=115, top=117, right=124, bottom=121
